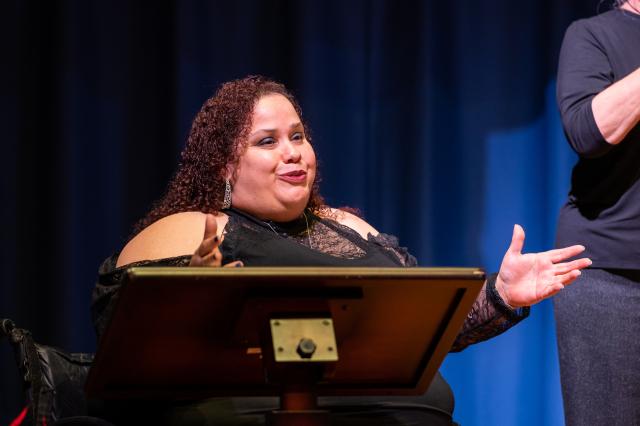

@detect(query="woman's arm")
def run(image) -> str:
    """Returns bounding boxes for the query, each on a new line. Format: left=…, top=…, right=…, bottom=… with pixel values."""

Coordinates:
left=592, top=66, right=640, bottom=145
left=557, top=20, right=615, bottom=157
left=450, top=275, right=528, bottom=352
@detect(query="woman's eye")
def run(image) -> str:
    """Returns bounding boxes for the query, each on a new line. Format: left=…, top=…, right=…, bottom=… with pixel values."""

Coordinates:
left=256, top=137, right=276, bottom=146
left=291, top=132, right=304, bottom=141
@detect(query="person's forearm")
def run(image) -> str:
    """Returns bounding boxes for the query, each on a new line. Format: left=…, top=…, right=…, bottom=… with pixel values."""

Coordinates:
left=592, top=66, right=640, bottom=145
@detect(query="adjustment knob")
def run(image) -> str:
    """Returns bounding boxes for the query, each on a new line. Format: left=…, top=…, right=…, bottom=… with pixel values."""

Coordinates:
left=296, top=338, right=317, bottom=359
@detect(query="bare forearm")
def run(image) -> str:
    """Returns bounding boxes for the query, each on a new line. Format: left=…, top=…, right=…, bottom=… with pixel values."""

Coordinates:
left=592, top=66, right=640, bottom=145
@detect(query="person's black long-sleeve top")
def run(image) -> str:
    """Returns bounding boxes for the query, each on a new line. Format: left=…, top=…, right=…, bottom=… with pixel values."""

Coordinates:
left=556, top=8, right=640, bottom=269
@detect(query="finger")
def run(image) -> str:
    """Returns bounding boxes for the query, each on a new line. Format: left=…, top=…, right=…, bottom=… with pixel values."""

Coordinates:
left=223, top=260, right=244, bottom=268
left=197, top=234, right=222, bottom=257
left=548, top=245, right=586, bottom=263
left=201, top=248, right=223, bottom=267
left=189, top=255, right=203, bottom=267
left=537, top=270, right=579, bottom=301
left=508, top=224, right=525, bottom=255
left=539, top=269, right=584, bottom=300
left=553, top=258, right=592, bottom=275
left=541, top=283, right=565, bottom=300
left=203, top=214, right=219, bottom=241
left=555, top=269, right=582, bottom=287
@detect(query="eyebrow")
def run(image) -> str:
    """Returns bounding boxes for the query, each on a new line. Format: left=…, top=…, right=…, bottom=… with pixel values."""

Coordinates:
left=249, top=122, right=303, bottom=138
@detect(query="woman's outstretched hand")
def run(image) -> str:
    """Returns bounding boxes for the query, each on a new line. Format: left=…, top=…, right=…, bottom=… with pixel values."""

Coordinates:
left=189, top=214, right=243, bottom=267
left=496, top=224, right=591, bottom=308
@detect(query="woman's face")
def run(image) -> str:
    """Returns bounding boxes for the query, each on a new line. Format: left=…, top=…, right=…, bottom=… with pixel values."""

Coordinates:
left=228, top=93, right=317, bottom=222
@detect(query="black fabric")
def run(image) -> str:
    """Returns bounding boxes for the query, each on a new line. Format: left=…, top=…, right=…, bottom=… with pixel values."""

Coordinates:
left=54, top=417, right=115, bottom=426
left=90, top=376, right=455, bottom=426
left=220, top=207, right=414, bottom=267
left=35, top=347, right=95, bottom=422
left=555, top=8, right=640, bottom=269
left=1, top=319, right=97, bottom=426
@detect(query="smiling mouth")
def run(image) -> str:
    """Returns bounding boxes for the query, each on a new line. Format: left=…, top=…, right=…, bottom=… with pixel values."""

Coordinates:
left=278, top=170, right=307, bottom=182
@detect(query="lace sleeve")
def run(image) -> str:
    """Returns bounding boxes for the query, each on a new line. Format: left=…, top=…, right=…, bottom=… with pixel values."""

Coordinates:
left=450, top=273, right=530, bottom=352
left=368, top=232, right=418, bottom=267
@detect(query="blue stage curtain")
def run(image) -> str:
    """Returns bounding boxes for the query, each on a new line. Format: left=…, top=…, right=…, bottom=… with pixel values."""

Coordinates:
left=1, top=1, right=604, bottom=424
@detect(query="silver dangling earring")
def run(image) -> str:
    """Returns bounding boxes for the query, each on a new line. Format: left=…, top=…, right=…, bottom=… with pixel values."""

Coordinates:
left=222, top=179, right=232, bottom=209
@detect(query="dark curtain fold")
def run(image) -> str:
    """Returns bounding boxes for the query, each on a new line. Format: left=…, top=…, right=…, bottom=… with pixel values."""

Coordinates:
left=1, top=1, right=603, bottom=424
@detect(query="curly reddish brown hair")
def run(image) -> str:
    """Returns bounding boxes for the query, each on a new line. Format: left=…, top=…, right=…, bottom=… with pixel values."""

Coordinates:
left=134, top=76, right=324, bottom=234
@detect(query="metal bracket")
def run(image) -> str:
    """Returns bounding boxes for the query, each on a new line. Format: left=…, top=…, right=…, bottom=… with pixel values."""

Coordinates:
left=270, top=318, right=339, bottom=362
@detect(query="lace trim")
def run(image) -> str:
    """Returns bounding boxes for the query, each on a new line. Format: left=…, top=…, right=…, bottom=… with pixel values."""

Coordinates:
left=450, top=273, right=529, bottom=352
left=224, top=212, right=416, bottom=262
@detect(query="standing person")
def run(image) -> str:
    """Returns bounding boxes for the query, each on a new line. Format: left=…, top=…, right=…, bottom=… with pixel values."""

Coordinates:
left=555, top=1, right=640, bottom=424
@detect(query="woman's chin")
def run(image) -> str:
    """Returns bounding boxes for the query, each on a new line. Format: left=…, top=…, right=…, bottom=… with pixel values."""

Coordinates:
left=278, top=189, right=310, bottom=205
left=273, top=197, right=311, bottom=219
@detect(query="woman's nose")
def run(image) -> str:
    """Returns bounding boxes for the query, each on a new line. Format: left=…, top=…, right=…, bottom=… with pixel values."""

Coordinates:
left=282, top=140, right=302, bottom=163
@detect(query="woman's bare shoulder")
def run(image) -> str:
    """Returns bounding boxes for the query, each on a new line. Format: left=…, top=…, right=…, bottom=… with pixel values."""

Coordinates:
left=116, top=211, right=229, bottom=267
left=325, top=208, right=379, bottom=239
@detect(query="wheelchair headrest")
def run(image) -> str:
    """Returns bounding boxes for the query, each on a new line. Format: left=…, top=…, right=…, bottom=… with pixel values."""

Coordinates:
left=1, top=318, right=16, bottom=338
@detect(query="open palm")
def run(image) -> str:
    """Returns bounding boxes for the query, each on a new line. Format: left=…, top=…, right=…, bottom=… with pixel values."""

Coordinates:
left=496, top=225, right=591, bottom=308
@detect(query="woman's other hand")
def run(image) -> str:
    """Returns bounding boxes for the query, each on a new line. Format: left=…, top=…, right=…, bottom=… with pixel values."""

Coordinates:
left=495, top=224, right=591, bottom=308
left=189, top=214, right=243, bottom=267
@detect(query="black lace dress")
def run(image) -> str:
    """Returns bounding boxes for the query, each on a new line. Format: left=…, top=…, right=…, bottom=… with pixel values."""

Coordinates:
left=91, top=208, right=529, bottom=425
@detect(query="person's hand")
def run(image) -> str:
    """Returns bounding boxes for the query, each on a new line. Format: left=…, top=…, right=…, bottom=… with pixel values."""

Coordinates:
left=495, top=224, right=591, bottom=308
left=189, top=214, right=243, bottom=267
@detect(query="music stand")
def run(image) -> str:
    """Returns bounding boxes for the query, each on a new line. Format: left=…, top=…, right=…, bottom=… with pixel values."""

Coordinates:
left=86, top=267, right=484, bottom=425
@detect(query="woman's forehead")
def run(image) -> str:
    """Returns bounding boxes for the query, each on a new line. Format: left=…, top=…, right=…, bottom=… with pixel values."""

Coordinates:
left=251, top=94, right=300, bottom=128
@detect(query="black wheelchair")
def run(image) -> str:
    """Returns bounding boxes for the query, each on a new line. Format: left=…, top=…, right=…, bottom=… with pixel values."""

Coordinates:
left=1, top=318, right=112, bottom=426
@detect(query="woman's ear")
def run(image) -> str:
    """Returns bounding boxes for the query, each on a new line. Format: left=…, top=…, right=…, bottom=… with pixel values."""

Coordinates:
left=223, top=164, right=235, bottom=183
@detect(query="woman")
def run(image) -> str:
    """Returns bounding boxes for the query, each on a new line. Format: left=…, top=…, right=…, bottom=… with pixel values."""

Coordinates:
left=554, top=0, right=640, bottom=424
left=92, top=76, right=590, bottom=425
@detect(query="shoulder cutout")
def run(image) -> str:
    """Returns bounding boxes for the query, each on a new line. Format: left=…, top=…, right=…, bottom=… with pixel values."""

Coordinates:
left=329, top=208, right=379, bottom=239
left=116, top=212, right=229, bottom=268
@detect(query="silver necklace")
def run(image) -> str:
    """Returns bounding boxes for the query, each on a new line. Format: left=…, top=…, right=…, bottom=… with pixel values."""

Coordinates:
left=303, top=211, right=313, bottom=249
left=264, top=211, right=313, bottom=249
